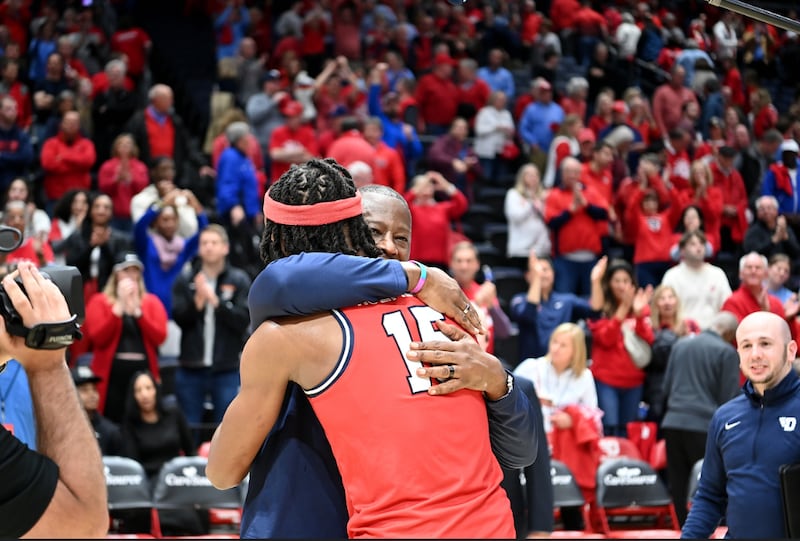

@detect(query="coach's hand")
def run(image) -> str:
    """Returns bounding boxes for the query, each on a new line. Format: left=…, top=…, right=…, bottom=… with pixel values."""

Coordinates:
left=415, top=267, right=484, bottom=336
left=408, top=321, right=508, bottom=400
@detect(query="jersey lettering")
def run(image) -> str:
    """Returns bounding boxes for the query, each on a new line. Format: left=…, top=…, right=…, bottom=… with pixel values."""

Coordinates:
left=382, top=306, right=447, bottom=394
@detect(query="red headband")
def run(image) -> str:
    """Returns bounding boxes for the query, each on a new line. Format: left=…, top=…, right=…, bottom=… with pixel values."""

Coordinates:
left=262, top=190, right=363, bottom=226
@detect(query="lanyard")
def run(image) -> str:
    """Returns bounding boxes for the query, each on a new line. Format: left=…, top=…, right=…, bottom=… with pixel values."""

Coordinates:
left=0, top=362, right=21, bottom=424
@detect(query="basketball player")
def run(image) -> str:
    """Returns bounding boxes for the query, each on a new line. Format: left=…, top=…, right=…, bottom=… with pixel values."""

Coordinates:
left=207, top=159, right=516, bottom=538
left=238, top=184, right=539, bottom=537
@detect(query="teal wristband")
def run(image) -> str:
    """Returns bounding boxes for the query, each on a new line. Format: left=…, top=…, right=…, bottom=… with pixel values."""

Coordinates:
left=409, top=261, right=428, bottom=294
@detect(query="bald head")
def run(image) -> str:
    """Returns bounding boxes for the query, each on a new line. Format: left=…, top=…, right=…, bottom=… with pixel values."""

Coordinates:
left=149, top=84, right=173, bottom=114
left=560, top=157, right=582, bottom=188
left=738, top=311, right=792, bottom=344
left=359, top=184, right=412, bottom=261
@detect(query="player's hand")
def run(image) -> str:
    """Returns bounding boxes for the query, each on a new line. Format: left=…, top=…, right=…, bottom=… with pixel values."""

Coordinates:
left=415, top=267, right=484, bottom=336
left=407, top=321, right=507, bottom=399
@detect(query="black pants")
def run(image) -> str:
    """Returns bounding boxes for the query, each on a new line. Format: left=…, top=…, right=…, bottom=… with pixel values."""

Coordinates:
left=499, top=377, right=554, bottom=536
left=663, top=427, right=708, bottom=526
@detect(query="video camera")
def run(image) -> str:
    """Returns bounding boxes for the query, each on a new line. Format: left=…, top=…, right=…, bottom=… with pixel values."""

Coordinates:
left=0, top=226, right=84, bottom=350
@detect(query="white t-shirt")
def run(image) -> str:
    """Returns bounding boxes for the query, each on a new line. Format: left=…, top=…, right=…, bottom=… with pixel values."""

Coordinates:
left=661, top=261, right=732, bottom=329
left=514, top=356, right=598, bottom=432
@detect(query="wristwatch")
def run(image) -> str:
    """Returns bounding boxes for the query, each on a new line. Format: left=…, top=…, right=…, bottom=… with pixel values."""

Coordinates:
left=487, top=371, right=514, bottom=402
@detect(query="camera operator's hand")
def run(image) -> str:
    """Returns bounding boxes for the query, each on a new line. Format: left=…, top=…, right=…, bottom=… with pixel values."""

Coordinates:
left=0, top=262, right=71, bottom=367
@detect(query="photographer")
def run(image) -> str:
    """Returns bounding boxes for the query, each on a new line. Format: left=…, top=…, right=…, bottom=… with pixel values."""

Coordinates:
left=0, top=262, right=108, bottom=538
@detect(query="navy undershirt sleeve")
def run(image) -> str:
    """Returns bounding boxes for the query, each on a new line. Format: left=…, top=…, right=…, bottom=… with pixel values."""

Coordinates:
left=248, top=252, right=407, bottom=325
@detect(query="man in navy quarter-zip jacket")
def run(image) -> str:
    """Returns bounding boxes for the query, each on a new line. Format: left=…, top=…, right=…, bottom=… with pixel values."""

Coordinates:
left=682, top=310, right=800, bottom=539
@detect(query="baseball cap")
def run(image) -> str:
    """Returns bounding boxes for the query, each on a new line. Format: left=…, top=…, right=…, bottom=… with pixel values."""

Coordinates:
left=259, top=69, right=281, bottom=85
left=71, top=365, right=101, bottom=385
left=281, top=100, right=304, bottom=117
left=433, top=52, right=457, bottom=66
left=113, top=251, right=144, bottom=273
left=578, top=128, right=596, bottom=143
left=612, top=100, right=629, bottom=114
left=781, top=139, right=800, bottom=154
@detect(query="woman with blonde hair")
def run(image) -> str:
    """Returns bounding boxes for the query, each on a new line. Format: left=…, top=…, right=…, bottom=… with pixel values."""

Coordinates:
left=674, top=159, right=723, bottom=254
left=644, top=284, right=701, bottom=424
left=504, top=163, right=551, bottom=268
left=84, top=251, right=168, bottom=424
left=514, top=322, right=597, bottom=433
left=514, top=322, right=600, bottom=531
left=98, top=133, right=149, bottom=231
left=587, top=90, right=614, bottom=136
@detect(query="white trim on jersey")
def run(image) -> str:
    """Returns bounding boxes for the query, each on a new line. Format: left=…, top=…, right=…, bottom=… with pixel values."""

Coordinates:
left=304, top=309, right=353, bottom=397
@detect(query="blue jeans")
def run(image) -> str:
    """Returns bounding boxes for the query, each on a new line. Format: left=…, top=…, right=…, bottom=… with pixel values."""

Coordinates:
left=553, top=257, right=597, bottom=297
left=595, top=380, right=642, bottom=438
left=175, top=366, right=240, bottom=427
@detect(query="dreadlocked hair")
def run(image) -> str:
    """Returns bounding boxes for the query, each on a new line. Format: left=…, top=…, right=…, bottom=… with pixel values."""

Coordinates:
left=260, top=158, right=382, bottom=264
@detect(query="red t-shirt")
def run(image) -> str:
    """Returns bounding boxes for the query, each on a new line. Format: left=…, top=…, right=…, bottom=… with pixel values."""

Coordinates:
left=544, top=184, right=608, bottom=256
left=405, top=190, right=469, bottom=265
left=112, top=28, right=151, bottom=74
left=415, top=73, right=459, bottom=127
left=269, top=124, right=319, bottom=182
left=326, top=131, right=376, bottom=171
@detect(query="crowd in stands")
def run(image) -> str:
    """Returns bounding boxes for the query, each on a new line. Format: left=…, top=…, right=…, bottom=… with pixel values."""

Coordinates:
left=3, top=0, right=800, bottom=536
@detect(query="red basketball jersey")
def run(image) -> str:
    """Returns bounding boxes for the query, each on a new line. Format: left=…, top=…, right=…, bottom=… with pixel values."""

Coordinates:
left=307, top=296, right=515, bottom=538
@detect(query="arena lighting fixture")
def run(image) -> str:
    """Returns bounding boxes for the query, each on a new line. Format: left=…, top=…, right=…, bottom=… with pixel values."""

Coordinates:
left=703, top=0, right=800, bottom=33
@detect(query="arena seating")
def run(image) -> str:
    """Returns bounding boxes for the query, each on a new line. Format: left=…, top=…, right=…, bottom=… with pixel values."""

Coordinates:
left=594, top=458, right=680, bottom=536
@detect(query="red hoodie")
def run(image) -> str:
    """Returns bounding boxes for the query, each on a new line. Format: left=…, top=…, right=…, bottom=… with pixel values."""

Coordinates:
left=588, top=307, right=654, bottom=389
left=544, top=184, right=608, bottom=256
left=710, top=161, right=748, bottom=243
left=39, top=132, right=96, bottom=202
left=625, top=187, right=680, bottom=264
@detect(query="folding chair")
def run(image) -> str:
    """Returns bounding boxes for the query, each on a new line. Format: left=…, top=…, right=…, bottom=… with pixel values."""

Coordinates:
left=151, top=456, right=242, bottom=538
left=102, top=456, right=155, bottom=539
left=549, top=460, right=605, bottom=539
left=687, top=458, right=704, bottom=511
left=492, top=266, right=527, bottom=308
left=594, top=457, right=680, bottom=537
left=598, top=436, right=644, bottom=462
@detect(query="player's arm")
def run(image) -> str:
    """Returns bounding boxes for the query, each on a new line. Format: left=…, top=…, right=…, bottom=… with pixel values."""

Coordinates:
left=250, top=252, right=482, bottom=334
left=206, top=322, right=294, bottom=489
left=408, top=321, right=538, bottom=468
